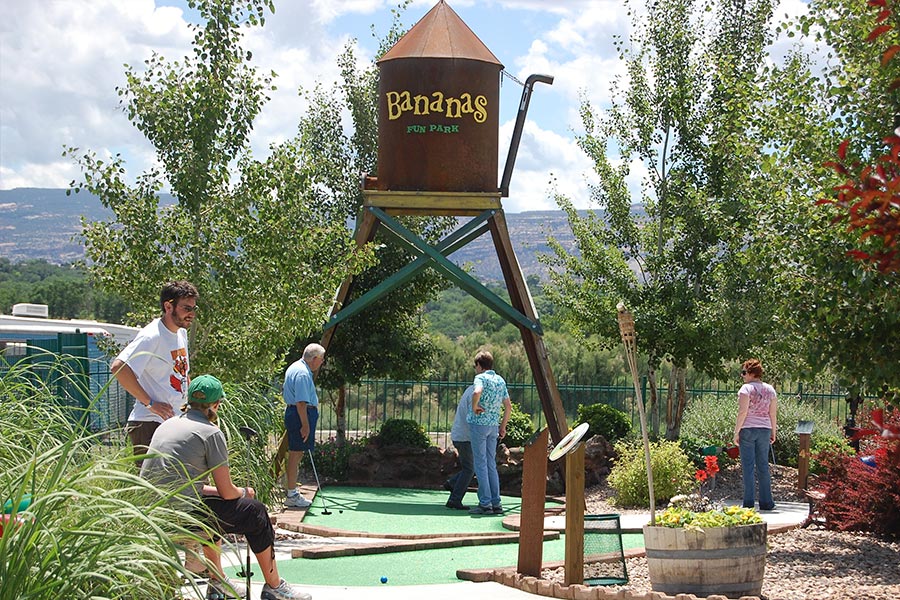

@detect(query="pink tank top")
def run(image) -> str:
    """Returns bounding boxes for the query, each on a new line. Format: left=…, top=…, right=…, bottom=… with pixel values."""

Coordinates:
left=739, top=381, right=776, bottom=429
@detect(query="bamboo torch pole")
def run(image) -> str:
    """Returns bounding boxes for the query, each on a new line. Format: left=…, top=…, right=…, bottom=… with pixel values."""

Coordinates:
left=616, top=303, right=656, bottom=525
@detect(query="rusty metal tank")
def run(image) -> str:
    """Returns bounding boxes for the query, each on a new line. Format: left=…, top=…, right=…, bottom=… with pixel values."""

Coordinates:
left=373, top=0, right=503, bottom=193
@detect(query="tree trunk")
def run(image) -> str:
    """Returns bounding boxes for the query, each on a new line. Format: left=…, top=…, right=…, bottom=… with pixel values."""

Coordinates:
left=648, top=366, right=660, bottom=439
left=336, top=384, right=347, bottom=447
left=665, top=367, right=677, bottom=440
left=672, top=367, right=687, bottom=439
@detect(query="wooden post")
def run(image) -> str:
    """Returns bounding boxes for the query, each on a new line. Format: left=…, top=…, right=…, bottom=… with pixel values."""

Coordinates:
left=798, top=432, right=811, bottom=493
left=517, top=428, right=549, bottom=577
left=489, top=211, right=568, bottom=443
left=564, top=442, right=585, bottom=587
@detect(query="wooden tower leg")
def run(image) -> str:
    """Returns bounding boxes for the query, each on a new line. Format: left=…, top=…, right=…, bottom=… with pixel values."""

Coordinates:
left=564, top=442, right=586, bottom=586
left=489, top=210, right=568, bottom=442
left=517, top=428, right=549, bottom=577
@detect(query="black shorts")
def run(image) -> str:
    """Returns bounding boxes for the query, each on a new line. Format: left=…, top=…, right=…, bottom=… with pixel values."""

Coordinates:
left=202, top=496, right=275, bottom=554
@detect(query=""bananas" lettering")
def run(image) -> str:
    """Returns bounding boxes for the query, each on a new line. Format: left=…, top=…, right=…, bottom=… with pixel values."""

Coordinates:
left=385, top=91, right=488, bottom=123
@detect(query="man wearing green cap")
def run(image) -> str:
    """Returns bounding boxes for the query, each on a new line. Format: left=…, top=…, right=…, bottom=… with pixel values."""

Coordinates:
left=141, top=375, right=312, bottom=600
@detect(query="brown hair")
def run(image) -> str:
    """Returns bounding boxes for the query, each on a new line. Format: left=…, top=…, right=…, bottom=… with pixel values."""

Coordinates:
left=182, top=400, right=218, bottom=425
left=742, top=358, right=763, bottom=378
left=474, top=350, right=494, bottom=370
left=160, top=280, right=199, bottom=313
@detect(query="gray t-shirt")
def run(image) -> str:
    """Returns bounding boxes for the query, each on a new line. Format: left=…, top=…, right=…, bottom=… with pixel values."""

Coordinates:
left=140, top=409, right=229, bottom=501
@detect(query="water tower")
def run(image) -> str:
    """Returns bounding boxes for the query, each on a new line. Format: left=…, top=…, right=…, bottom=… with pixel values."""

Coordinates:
left=321, top=0, right=567, bottom=442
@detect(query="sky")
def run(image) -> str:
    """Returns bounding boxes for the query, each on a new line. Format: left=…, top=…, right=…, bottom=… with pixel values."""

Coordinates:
left=0, top=0, right=810, bottom=213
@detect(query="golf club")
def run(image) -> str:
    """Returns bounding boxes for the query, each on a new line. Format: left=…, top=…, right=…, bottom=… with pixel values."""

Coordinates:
left=236, top=426, right=258, bottom=600
left=306, top=450, right=331, bottom=515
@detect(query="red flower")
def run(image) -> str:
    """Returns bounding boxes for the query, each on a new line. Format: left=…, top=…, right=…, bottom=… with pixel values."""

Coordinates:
left=695, top=469, right=708, bottom=483
left=704, top=455, right=720, bottom=476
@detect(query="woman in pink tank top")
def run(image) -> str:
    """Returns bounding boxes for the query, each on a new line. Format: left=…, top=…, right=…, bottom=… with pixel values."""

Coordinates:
left=732, top=358, right=778, bottom=511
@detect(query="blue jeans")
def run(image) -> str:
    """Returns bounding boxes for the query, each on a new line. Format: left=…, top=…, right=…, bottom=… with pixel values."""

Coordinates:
left=470, top=423, right=500, bottom=508
left=448, top=440, right=474, bottom=504
left=739, top=427, right=774, bottom=509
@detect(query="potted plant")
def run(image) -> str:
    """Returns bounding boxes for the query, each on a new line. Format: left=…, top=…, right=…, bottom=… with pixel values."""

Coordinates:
left=643, top=456, right=767, bottom=599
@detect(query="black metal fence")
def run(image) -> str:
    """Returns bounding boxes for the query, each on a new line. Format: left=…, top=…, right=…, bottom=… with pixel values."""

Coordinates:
left=2, top=348, right=856, bottom=448
left=314, top=375, right=854, bottom=448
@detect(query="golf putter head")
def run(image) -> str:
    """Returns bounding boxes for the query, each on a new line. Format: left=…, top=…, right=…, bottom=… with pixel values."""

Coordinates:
left=238, top=426, right=259, bottom=441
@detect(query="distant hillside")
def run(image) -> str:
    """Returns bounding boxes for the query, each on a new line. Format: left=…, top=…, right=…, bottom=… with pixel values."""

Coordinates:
left=0, top=188, right=175, bottom=266
left=0, top=188, right=593, bottom=281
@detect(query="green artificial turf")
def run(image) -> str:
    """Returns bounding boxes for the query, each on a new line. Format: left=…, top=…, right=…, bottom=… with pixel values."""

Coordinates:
left=300, top=486, right=532, bottom=535
left=254, top=534, right=644, bottom=587
left=226, top=487, right=645, bottom=587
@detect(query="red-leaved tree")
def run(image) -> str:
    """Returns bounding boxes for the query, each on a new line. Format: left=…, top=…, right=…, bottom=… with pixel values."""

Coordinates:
left=819, top=0, right=900, bottom=274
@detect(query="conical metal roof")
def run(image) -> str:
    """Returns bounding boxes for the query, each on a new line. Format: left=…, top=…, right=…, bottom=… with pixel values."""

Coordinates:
left=378, top=0, right=502, bottom=66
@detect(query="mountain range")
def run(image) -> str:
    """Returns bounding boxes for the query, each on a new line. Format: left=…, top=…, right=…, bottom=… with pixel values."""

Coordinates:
left=0, top=187, right=585, bottom=281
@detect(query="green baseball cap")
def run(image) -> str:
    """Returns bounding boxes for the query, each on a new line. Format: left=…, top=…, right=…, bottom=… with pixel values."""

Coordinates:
left=187, top=374, right=225, bottom=404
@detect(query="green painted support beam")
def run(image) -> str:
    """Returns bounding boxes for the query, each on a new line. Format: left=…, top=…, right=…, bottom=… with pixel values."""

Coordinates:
left=370, top=207, right=543, bottom=336
left=323, top=210, right=496, bottom=331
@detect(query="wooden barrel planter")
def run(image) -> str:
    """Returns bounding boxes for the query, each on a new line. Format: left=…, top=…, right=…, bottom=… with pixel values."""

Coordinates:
left=643, top=522, right=767, bottom=599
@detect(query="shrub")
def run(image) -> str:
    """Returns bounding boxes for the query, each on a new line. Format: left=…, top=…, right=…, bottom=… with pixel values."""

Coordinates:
left=655, top=505, right=763, bottom=529
left=681, top=392, right=846, bottom=468
left=576, top=402, right=631, bottom=442
left=504, top=403, right=535, bottom=447
left=679, top=394, right=736, bottom=447
left=607, top=440, right=695, bottom=508
left=814, top=435, right=900, bottom=539
left=304, top=437, right=368, bottom=481
left=810, top=435, right=854, bottom=476
left=375, top=418, right=431, bottom=449
left=773, top=395, right=846, bottom=467
left=0, top=356, right=203, bottom=598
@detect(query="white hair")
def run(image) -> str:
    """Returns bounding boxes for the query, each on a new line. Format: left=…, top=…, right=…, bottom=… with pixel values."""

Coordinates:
left=303, top=343, right=325, bottom=362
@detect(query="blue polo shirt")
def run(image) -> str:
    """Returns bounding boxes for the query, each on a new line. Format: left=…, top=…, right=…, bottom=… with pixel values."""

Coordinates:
left=283, top=359, right=318, bottom=408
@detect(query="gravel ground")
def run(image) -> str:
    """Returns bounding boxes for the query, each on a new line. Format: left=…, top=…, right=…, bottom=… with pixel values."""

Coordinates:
left=543, top=463, right=900, bottom=600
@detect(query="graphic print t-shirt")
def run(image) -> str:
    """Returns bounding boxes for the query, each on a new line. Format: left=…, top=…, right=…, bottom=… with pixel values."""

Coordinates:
left=117, top=317, right=189, bottom=422
left=739, top=380, right=776, bottom=429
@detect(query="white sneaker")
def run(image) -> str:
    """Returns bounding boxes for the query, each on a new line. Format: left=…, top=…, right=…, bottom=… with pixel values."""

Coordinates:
left=207, top=576, right=247, bottom=599
left=261, top=578, right=312, bottom=600
left=284, top=492, right=311, bottom=508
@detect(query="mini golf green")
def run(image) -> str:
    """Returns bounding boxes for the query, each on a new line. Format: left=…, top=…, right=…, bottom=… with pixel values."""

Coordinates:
left=301, top=486, right=528, bottom=535
left=227, top=487, right=645, bottom=587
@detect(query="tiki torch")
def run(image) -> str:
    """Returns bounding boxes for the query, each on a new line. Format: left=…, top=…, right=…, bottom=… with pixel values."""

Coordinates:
left=616, top=303, right=656, bottom=524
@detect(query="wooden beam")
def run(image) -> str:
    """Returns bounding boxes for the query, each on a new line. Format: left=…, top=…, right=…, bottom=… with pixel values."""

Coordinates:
left=564, top=443, right=586, bottom=587
left=489, top=210, right=568, bottom=443
left=370, top=206, right=543, bottom=335
left=517, top=428, right=549, bottom=577
left=363, top=190, right=502, bottom=212
left=321, top=211, right=495, bottom=332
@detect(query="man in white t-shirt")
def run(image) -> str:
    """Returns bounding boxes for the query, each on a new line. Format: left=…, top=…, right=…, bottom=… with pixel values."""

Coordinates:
left=111, top=280, right=198, bottom=466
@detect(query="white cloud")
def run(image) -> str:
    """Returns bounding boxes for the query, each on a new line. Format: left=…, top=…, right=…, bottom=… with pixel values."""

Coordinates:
left=499, top=120, right=595, bottom=213
left=0, top=0, right=190, bottom=188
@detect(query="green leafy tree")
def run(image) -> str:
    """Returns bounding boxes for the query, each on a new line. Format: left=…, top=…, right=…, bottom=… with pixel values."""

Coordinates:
left=761, top=0, right=900, bottom=389
left=542, top=0, right=779, bottom=439
left=68, top=0, right=374, bottom=383
left=0, top=259, right=131, bottom=321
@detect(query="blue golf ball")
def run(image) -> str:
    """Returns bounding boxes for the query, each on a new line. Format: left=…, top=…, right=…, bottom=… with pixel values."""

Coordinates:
left=380, top=576, right=388, bottom=584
